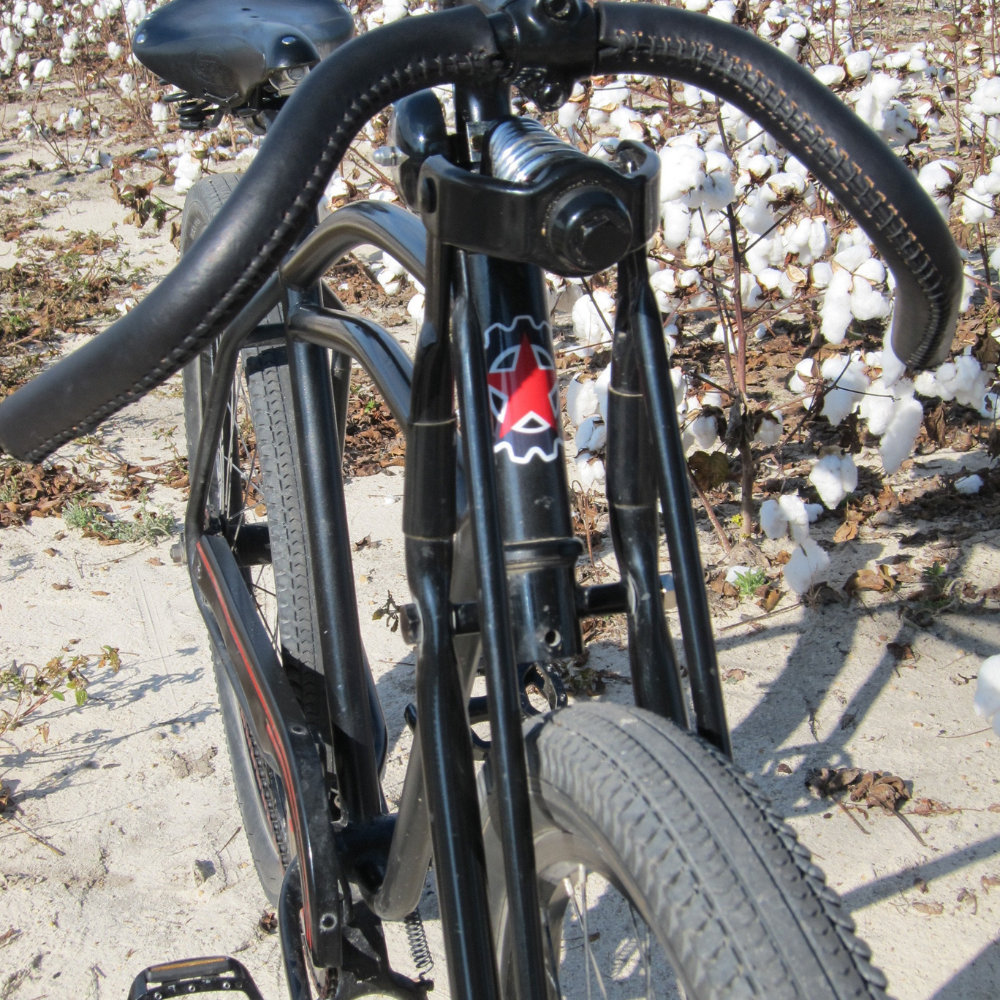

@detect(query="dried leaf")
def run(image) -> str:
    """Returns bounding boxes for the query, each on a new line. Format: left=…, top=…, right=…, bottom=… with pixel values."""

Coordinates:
left=723, top=668, right=746, bottom=683
left=688, top=450, right=731, bottom=491
left=981, top=875, right=1000, bottom=893
left=757, top=587, right=781, bottom=612
left=91, top=591, right=109, bottom=597
left=776, top=762, right=793, bottom=774
left=52, top=582, right=71, bottom=591
left=924, top=401, right=947, bottom=446
left=844, top=568, right=887, bottom=594
left=355, top=534, right=373, bottom=552
left=910, top=798, right=957, bottom=816
left=147, top=557, right=163, bottom=567
left=912, top=901, right=944, bottom=916
left=833, top=521, right=858, bottom=543
left=886, top=641, right=915, bottom=663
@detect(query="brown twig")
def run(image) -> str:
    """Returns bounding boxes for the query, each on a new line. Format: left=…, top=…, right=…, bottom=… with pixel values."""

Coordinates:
left=687, top=468, right=732, bottom=554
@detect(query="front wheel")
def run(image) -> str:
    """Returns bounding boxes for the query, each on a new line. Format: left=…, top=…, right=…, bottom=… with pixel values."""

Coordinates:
left=482, top=702, right=888, bottom=1000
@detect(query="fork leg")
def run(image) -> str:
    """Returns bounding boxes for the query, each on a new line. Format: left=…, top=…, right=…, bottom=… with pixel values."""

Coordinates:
left=405, top=240, right=501, bottom=1000
left=607, top=271, right=687, bottom=728
left=617, top=250, right=731, bottom=756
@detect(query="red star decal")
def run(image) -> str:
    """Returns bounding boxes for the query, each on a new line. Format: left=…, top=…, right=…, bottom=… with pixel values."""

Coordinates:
left=486, top=334, right=557, bottom=438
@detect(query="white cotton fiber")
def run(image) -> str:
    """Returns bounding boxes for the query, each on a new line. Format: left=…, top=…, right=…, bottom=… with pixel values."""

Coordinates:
left=820, top=355, right=869, bottom=426
left=690, top=413, right=720, bottom=450
left=783, top=538, right=831, bottom=594
left=820, top=269, right=854, bottom=344
left=879, top=396, right=924, bottom=474
left=661, top=202, right=692, bottom=248
left=814, top=64, right=846, bottom=86
left=754, top=411, right=783, bottom=445
left=805, top=502, right=824, bottom=523
left=859, top=377, right=895, bottom=436
left=845, top=50, right=872, bottom=78
left=809, top=453, right=848, bottom=508
left=975, top=655, right=1000, bottom=733
left=849, top=276, right=890, bottom=321
left=575, top=416, right=607, bottom=454
left=955, top=474, right=984, bottom=494
left=759, top=499, right=787, bottom=540
left=779, top=494, right=811, bottom=543
left=738, top=188, right=777, bottom=234
left=595, top=364, right=611, bottom=421
left=571, top=290, right=614, bottom=353
left=879, top=329, right=906, bottom=386
left=566, top=376, right=600, bottom=426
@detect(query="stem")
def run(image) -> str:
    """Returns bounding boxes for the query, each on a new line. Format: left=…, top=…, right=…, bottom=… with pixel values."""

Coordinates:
left=688, top=468, right=732, bottom=554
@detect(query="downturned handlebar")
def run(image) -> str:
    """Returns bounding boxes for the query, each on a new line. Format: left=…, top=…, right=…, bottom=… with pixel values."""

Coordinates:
left=0, top=0, right=961, bottom=462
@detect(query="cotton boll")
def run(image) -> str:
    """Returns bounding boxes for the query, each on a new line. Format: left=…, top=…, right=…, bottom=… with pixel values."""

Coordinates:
left=649, top=268, right=677, bottom=313
left=974, top=655, right=1000, bottom=733
left=661, top=202, right=692, bottom=249
left=738, top=189, right=776, bottom=234
left=757, top=267, right=783, bottom=290
left=708, top=0, right=737, bottom=20
left=754, top=410, right=783, bottom=445
left=557, top=101, right=582, bottom=129
left=849, top=276, right=890, bottom=321
left=820, top=355, right=870, bottom=425
left=173, top=152, right=202, bottom=194
left=805, top=503, right=824, bottom=523
left=32, top=56, right=52, bottom=79
left=814, top=63, right=846, bottom=86
left=783, top=538, right=831, bottom=594
left=107, top=39, right=122, bottom=59
left=845, top=49, right=872, bottom=78
left=955, top=473, right=984, bottom=494
left=778, top=494, right=811, bottom=543
left=879, top=396, right=923, bottom=474
left=690, top=413, right=720, bottom=449
left=854, top=258, right=886, bottom=285
left=833, top=244, right=872, bottom=272
left=677, top=269, right=701, bottom=289
left=724, top=565, right=753, bottom=585
left=879, top=329, right=906, bottom=386
left=571, top=291, right=614, bottom=351
left=684, top=238, right=710, bottom=266
left=788, top=358, right=816, bottom=394
left=820, top=269, right=854, bottom=344
left=746, top=234, right=785, bottom=276
left=840, top=453, right=858, bottom=494
left=962, top=178, right=995, bottom=224
left=407, top=291, right=424, bottom=320
left=811, top=261, right=833, bottom=288
left=913, top=370, right=938, bottom=398
left=659, top=144, right=706, bottom=203
left=759, top=498, right=788, bottom=540
left=859, top=377, right=895, bottom=435
left=741, top=274, right=763, bottom=308
left=575, top=415, right=605, bottom=454
left=566, top=376, right=600, bottom=426
left=671, top=368, right=688, bottom=414
left=594, top=364, right=611, bottom=421
left=809, top=453, right=848, bottom=508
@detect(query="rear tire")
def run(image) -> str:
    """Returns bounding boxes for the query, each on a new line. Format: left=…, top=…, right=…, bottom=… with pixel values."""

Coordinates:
left=483, top=702, right=888, bottom=1000
left=181, top=175, right=329, bottom=904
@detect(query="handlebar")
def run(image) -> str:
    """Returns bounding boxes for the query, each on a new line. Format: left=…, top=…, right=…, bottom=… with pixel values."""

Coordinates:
left=0, top=0, right=962, bottom=463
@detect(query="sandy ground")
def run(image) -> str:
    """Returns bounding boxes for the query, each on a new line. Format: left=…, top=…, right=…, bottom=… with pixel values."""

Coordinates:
left=2, top=131, right=1000, bottom=1000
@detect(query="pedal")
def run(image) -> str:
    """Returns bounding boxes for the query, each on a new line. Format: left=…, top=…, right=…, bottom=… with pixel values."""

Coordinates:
left=127, top=957, right=263, bottom=1000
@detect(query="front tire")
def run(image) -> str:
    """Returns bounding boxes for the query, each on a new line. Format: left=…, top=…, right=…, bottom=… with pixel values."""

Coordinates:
left=482, top=702, right=888, bottom=1000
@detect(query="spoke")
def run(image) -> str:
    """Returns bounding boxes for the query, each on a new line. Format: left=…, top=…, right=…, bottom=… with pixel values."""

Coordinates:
left=628, top=899, right=654, bottom=1000
left=564, top=870, right=608, bottom=1000
left=541, top=907, right=564, bottom=1000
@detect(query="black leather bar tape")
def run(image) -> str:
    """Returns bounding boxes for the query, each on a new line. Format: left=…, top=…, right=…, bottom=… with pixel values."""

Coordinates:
left=595, top=1, right=962, bottom=374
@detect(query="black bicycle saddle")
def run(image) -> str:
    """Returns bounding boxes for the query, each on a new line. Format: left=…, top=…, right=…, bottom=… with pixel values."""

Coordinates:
left=133, top=0, right=354, bottom=108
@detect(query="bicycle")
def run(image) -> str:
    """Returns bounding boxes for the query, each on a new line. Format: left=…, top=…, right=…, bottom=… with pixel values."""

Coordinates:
left=0, top=0, right=963, bottom=996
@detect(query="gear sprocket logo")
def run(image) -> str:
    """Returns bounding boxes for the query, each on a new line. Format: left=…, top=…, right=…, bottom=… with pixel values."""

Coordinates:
left=484, top=315, right=562, bottom=465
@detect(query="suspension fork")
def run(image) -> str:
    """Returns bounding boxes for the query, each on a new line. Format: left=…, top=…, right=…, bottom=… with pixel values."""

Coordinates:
left=615, top=251, right=731, bottom=756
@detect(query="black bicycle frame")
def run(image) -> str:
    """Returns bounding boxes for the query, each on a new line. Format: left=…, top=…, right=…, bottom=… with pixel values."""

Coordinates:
left=184, top=83, right=728, bottom=1000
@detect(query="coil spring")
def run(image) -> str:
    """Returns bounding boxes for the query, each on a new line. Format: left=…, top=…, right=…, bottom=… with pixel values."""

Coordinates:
left=403, top=910, right=434, bottom=979
left=488, top=117, right=581, bottom=184
left=163, top=91, right=222, bottom=131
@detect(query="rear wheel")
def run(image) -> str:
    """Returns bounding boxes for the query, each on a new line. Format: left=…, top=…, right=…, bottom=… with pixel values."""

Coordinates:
left=483, top=702, right=887, bottom=1000
left=181, top=175, right=341, bottom=904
